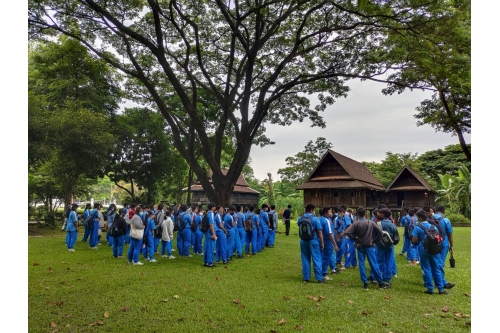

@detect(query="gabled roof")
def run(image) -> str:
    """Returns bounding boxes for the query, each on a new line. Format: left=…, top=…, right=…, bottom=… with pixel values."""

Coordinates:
left=182, top=169, right=260, bottom=194
left=297, top=150, right=386, bottom=191
left=386, top=165, right=435, bottom=192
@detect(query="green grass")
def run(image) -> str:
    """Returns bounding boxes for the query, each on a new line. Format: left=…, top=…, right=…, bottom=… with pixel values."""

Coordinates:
left=28, top=223, right=471, bottom=332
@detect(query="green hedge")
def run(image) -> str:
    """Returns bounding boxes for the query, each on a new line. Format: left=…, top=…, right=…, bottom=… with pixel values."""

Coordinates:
left=446, top=213, right=471, bottom=225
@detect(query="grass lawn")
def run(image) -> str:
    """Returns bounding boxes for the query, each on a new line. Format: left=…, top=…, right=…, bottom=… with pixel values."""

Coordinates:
left=28, top=223, right=471, bottom=332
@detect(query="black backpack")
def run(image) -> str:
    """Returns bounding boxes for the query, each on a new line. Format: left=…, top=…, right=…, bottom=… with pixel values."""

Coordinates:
left=417, top=222, right=444, bottom=255
left=107, top=215, right=119, bottom=236
left=190, top=215, right=198, bottom=232
left=299, top=215, right=314, bottom=240
left=174, top=213, right=185, bottom=232
left=244, top=213, right=254, bottom=232
left=199, top=214, right=210, bottom=233
left=404, top=216, right=415, bottom=239
left=268, top=212, right=274, bottom=229
left=153, top=211, right=163, bottom=238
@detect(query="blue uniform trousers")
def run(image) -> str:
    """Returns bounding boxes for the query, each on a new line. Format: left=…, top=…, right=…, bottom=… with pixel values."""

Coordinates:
left=300, top=239, right=323, bottom=282
left=439, top=244, right=450, bottom=285
left=161, top=240, right=172, bottom=256
left=336, top=237, right=346, bottom=265
left=344, top=238, right=357, bottom=268
left=419, top=247, right=445, bottom=292
left=142, top=234, right=155, bottom=260
left=215, top=230, right=227, bottom=263
left=203, top=231, right=215, bottom=265
left=322, top=240, right=334, bottom=276
left=357, top=246, right=383, bottom=284
left=246, top=229, right=257, bottom=255
left=377, top=246, right=394, bottom=283
left=236, top=227, right=244, bottom=256
left=268, top=229, right=275, bottom=246
left=66, top=230, right=77, bottom=249
left=226, top=228, right=235, bottom=259
left=178, top=229, right=192, bottom=256
left=82, top=224, right=91, bottom=242
left=128, top=237, right=143, bottom=263
left=112, top=235, right=124, bottom=257
left=154, top=238, right=160, bottom=253
left=194, top=230, right=203, bottom=254
left=89, top=222, right=100, bottom=247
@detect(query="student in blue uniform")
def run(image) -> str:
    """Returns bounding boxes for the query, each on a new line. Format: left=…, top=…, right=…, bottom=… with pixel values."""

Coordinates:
left=298, top=204, right=325, bottom=283
left=342, top=208, right=357, bottom=269
left=89, top=203, right=102, bottom=249
left=433, top=206, right=456, bottom=290
left=215, top=205, right=228, bottom=264
left=123, top=203, right=130, bottom=244
left=110, top=209, right=127, bottom=258
left=81, top=203, right=92, bottom=242
left=268, top=205, right=278, bottom=247
left=142, top=211, right=157, bottom=262
left=127, top=205, right=146, bottom=265
left=193, top=208, right=204, bottom=255
left=260, top=204, right=270, bottom=250
left=411, top=210, right=447, bottom=294
left=334, top=206, right=344, bottom=267
left=177, top=204, right=192, bottom=257
left=376, top=208, right=399, bottom=288
left=65, top=204, right=79, bottom=252
left=342, top=208, right=387, bottom=290
left=406, top=209, right=419, bottom=265
left=153, top=204, right=165, bottom=254
left=235, top=205, right=245, bottom=259
left=106, top=204, right=117, bottom=247
left=224, top=206, right=237, bottom=261
left=203, top=203, right=217, bottom=267
left=399, top=207, right=410, bottom=256
left=245, top=206, right=259, bottom=255
left=190, top=204, right=198, bottom=250
left=319, top=207, right=339, bottom=280
left=255, top=208, right=262, bottom=253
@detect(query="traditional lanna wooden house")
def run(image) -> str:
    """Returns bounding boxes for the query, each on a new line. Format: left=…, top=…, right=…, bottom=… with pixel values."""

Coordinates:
left=385, top=165, right=436, bottom=209
left=296, top=150, right=386, bottom=209
left=183, top=169, right=260, bottom=206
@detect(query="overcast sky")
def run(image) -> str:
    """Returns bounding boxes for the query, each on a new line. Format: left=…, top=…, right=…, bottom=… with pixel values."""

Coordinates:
left=248, top=78, right=471, bottom=181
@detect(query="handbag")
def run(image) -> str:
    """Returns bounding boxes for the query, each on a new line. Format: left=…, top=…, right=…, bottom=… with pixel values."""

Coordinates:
left=449, top=252, right=455, bottom=268
left=130, top=224, right=144, bottom=240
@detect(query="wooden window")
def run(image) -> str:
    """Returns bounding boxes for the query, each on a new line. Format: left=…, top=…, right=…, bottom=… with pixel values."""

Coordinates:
left=333, top=190, right=338, bottom=198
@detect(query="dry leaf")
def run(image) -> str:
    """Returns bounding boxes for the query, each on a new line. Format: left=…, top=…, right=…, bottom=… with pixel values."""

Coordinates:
left=340, top=282, right=348, bottom=287
left=45, top=287, right=50, bottom=290
left=383, top=322, right=389, bottom=326
left=295, top=325, right=303, bottom=330
left=121, top=306, right=130, bottom=312
left=65, top=324, right=70, bottom=328
left=97, top=320, right=104, bottom=325
left=455, top=313, right=463, bottom=318
left=319, top=295, right=326, bottom=300
left=423, top=325, right=428, bottom=329
left=61, top=262, right=66, bottom=264
left=46, top=302, right=51, bottom=306
left=270, top=330, right=277, bottom=333
left=347, top=300, right=354, bottom=304
left=283, top=295, right=290, bottom=300
left=162, top=298, right=169, bottom=303
left=78, top=278, right=82, bottom=280
left=48, top=267, right=52, bottom=270
left=312, top=297, right=319, bottom=302
left=463, top=314, right=470, bottom=318
left=384, top=295, right=390, bottom=300
left=51, top=330, right=58, bottom=333
left=315, top=303, right=320, bottom=307
left=246, top=254, right=251, bottom=258
left=215, top=277, right=220, bottom=281
left=278, top=318, right=286, bottom=325
left=424, top=314, right=430, bottom=317
left=177, top=318, right=184, bottom=322
left=233, top=299, right=241, bottom=304
left=307, top=295, right=314, bottom=299
left=50, top=322, right=57, bottom=328
left=33, top=263, right=39, bottom=266
left=465, top=322, right=471, bottom=326
left=442, top=306, right=450, bottom=313
left=275, top=309, right=281, bottom=312
left=238, top=305, right=246, bottom=309
left=60, top=281, right=65, bottom=284
left=464, top=293, right=471, bottom=297
left=56, top=301, right=64, bottom=307
left=202, top=298, right=205, bottom=302
left=173, top=295, right=180, bottom=299
left=67, top=267, right=70, bottom=270
left=104, top=311, right=109, bottom=318
left=206, top=319, right=212, bottom=324
left=362, top=311, right=369, bottom=316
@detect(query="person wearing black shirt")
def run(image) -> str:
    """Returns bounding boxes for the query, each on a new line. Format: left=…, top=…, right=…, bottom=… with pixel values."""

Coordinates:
left=283, top=205, right=291, bottom=236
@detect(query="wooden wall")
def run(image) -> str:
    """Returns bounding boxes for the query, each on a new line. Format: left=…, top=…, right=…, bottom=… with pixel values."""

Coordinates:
left=310, top=154, right=350, bottom=178
left=303, top=189, right=366, bottom=208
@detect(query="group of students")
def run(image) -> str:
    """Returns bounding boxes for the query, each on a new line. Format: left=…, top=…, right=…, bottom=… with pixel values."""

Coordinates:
left=297, top=203, right=455, bottom=294
left=64, top=201, right=281, bottom=267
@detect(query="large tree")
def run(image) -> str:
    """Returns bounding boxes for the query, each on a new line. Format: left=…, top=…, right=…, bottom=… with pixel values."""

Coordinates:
left=29, top=0, right=443, bottom=205
left=363, top=151, right=421, bottom=187
left=379, top=0, right=471, bottom=161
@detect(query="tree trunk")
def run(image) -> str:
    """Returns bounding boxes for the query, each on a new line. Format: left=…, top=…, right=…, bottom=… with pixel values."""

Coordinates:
left=187, top=166, right=193, bottom=204
left=439, top=90, right=471, bottom=162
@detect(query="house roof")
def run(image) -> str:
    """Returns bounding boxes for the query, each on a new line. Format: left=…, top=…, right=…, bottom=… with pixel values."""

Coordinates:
left=182, top=169, right=260, bottom=194
left=386, top=165, right=435, bottom=192
left=297, top=150, right=386, bottom=191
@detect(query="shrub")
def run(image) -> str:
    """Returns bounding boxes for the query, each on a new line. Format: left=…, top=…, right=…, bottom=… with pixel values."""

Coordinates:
left=446, top=213, right=471, bottom=225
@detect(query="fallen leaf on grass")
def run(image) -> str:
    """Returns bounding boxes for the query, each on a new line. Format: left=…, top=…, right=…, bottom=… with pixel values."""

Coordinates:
left=97, top=320, right=104, bottom=325
left=315, top=303, right=320, bottom=307
left=465, top=322, right=471, bottom=326
left=312, top=297, right=319, bottom=302
left=104, top=311, right=109, bottom=318
left=202, top=298, right=205, bottom=302
left=77, top=278, right=82, bottom=281
left=319, top=295, right=326, bottom=300
left=67, top=267, right=70, bottom=270
left=233, top=299, right=241, bottom=304
left=464, top=293, right=471, bottom=297
left=177, top=318, right=184, bottom=322
left=33, top=263, right=39, bottom=266
left=50, top=322, right=57, bottom=328
left=61, top=262, right=66, bottom=264
left=270, top=330, right=277, bottom=333
left=121, top=306, right=130, bottom=312
left=65, top=324, right=70, bottom=328
left=347, top=300, right=354, bottom=304
left=46, top=302, right=51, bottom=306
left=295, top=325, right=303, bottom=330
left=238, top=305, right=246, bottom=309
left=307, top=295, right=314, bottom=299
left=455, top=313, right=463, bottom=318
left=423, top=325, right=428, bottom=329
left=173, top=295, right=180, bottom=299
left=206, top=319, right=212, bottom=324
left=362, top=311, right=369, bottom=316
left=275, top=309, right=281, bottom=312
left=278, top=318, right=286, bottom=325
left=283, top=295, right=291, bottom=300
left=63, top=314, right=71, bottom=318
left=424, top=314, right=430, bottom=317
left=215, top=277, right=220, bottom=281
left=340, top=282, right=349, bottom=287
left=51, top=330, right=58, bottom=333
left=383, top=322, right=389, bottom=326
left=384, top=295, right=390, bottom=300
left=59, top=281, right=65, bottom=284
left=463, top=314, right=470, bottom=318
left=45, top=287, right=50, bottom=290
left=55, top=301, right=64, bottom=307
left=161, top=298, right=169, bottom=303
left=442, top=306, right=450, bottom=313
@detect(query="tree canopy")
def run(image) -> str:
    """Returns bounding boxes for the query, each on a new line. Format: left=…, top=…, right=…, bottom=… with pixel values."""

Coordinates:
left=29, top=0, right=448, bottom=205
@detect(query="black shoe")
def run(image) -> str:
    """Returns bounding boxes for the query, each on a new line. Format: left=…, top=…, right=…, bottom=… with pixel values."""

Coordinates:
left=383, top=283, right=392, bottom=289
left=303, top=280, right=309, bottom=283
left=399, top=253, right=404, bottom=256
left=317, top=280, right=325, bottom=284
left=207, top=264, right=215, bottom=268
left=439, top=290, right=448, bottom=295
left=203, top=263, right=208, bottom=266
left=368, top=276, right=374, bottom=282
left=331, top=270, right=340, bottom=275
left=444, top=283, right=456, bottom=289
left=423, top=290, right=434, bottom=294
left=222, top=261, right=228, bottom=265
left=363, top=283, right=369, bottom=290
left=379, top=283, right=388, bottom=289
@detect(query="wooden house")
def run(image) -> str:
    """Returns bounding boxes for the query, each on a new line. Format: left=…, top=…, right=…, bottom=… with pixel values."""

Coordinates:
left=385, top=165, right=436, bottom=209
left=296, top=150, right=386, bottom=208
left=183, top=169, right=260, bottom=206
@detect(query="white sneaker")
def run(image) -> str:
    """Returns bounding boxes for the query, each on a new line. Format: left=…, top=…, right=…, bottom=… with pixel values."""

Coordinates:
left=323, top=275, right=332, bottom=281
left=162, top=255, right=168, bottom=258
left=188, top=255, right=193, bottom=257
left=169, top=255, right=176, bottom=259
left=416, top=261, right=420, bottom=265
left=172, top=249, right=176, bottom=252
left=149, top=259, right=157, bottom=263
left=133, top=261, right=144, bottom=265
left=90, top=247, right=98, bottom=250
left=68, top=249, right=75, bottom=252
left=200, top=253, right=204, bottom=255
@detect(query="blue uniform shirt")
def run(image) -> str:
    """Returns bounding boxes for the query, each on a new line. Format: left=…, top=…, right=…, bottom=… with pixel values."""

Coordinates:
left=319, top=216, right=333, bottom=241
left=208, top=211, right=217, bottom=233
left=411, top=221, right=434, bottom=251
left=181, top=212, right=192, bottom=229
left=236, top=212, right=245, bottom=228
left=215, top=213, right=224, bottom=231
left=297, top=212, right=322, bottom=241
left=433, top=213, right=453, bottom=247
left=224, top=213, right=235, bottom=230
left=66, top=211, right=78, bottom=232
left=260, top=210, right=269, bottom=227
left=145, top=217, right=156, bottom=236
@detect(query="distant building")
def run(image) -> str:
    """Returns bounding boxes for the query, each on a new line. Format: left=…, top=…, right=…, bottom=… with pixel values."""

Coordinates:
left=385, top=165, right=436, bottom=209
left=183, top=169, right=260, bottom=206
